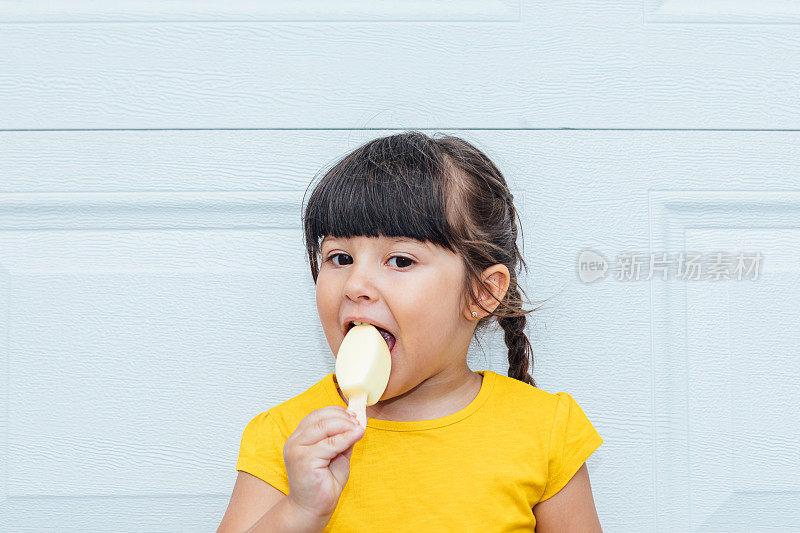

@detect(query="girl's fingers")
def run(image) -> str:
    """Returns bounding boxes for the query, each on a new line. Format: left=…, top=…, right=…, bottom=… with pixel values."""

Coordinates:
left=302, top=416, right=364, bottom=463
left=293, top=406, right=360, bottom=448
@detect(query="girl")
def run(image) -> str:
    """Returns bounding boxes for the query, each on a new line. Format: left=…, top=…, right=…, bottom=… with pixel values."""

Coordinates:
left=218, top=131, right=604, bottom=532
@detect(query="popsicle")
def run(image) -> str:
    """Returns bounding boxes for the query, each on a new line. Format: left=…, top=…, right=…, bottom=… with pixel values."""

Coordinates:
left=335, top=323, right=392, bottom=429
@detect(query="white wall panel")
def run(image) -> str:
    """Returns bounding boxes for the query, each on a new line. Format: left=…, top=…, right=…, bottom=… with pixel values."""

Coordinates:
left=0, top=0, right=520, bottom=23
left=649, top=191, right=800, bottom=531
left=646, top=0, right=800, bottom=23
left=1, top=0, right=799, bottom=525
left=1, top=1, right=799, bottom=129
left=0, top=130, right=798, bottom=530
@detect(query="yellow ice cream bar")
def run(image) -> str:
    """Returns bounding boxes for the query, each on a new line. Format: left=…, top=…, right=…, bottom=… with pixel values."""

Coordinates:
left=335, top=323, right=392, bottom=428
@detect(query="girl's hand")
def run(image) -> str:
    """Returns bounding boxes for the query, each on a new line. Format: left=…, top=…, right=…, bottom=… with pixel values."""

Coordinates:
left=283, top=405, right=366, bottom=521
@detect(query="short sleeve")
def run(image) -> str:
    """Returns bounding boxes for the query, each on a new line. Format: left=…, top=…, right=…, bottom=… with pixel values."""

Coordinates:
left=539, top=391, right=603, bottom=502
left=235, top=410, right=290, bottom=495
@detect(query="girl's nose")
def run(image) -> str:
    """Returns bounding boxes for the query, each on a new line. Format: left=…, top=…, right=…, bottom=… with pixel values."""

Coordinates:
left=343, top=267, right=380, bottom=302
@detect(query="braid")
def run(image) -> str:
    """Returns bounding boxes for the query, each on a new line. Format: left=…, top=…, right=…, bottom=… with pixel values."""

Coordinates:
left=496, top=285, right=536, bottom=387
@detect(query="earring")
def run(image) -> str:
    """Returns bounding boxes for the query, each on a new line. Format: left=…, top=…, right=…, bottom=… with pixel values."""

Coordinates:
left=471, top=311, right=478, bottom=318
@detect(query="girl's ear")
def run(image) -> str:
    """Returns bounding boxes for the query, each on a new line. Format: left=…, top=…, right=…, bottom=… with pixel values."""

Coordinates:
left=466, top=264, right=510, bottom=319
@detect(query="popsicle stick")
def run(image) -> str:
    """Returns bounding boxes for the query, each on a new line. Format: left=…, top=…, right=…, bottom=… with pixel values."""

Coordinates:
left=347, top=391, right=368, bottom=429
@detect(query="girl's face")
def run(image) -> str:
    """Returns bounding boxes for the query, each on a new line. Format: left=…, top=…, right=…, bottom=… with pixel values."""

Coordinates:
left=316, top=234, right=477, bottom=404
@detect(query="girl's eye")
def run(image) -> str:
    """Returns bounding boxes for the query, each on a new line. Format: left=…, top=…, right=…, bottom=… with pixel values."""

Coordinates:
left=325, top=253, right=415, bottom=270
left=326, top=253, right=352, bottom=266
left=388, top=255, right=415, bottom=269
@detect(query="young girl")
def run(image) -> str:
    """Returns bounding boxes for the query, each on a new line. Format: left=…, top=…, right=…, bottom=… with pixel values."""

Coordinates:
left=218, top=131, right=604, bottom=532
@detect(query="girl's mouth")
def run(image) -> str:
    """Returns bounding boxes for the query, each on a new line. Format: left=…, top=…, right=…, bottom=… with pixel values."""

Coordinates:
left=377, top=327, right=396, bottom=353
left=345, top=321, right=396, bottom=353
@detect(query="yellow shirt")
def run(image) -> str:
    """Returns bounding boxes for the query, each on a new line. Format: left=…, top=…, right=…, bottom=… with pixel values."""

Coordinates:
left=236, top=369, right=603, bottom=531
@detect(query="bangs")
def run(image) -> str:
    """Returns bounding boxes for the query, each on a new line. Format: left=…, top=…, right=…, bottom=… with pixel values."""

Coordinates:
left=303, top=134, right=460, bottom=278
